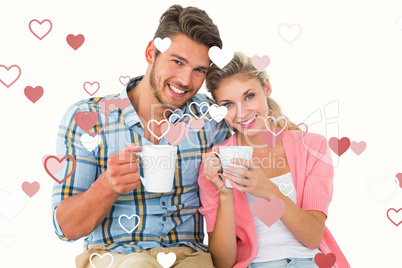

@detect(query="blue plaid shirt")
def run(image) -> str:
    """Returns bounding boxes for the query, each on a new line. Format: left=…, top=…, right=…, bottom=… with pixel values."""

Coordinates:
left=51, top=76, right=229, bottom=253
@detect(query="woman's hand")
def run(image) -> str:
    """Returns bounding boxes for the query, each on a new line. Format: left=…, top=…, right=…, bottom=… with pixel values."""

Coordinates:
left=201, top=147, right=233, bottom=195
left=223, top=158, right=282, bottom=200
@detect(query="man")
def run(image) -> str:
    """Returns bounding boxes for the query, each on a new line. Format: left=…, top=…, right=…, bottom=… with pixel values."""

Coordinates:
left=51, top=5, right=228, bottom=268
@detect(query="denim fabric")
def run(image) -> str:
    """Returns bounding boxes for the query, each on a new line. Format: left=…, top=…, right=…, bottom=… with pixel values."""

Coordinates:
left=248, top=258, right=319, bottom=268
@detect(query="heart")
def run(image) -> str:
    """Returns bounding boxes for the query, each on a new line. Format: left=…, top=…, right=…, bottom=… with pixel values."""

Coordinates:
left=350, top=141, right=366, bottom=155
left=147, top=119, right=170, bottom=140
left=74, top=111, right=108, bottom=136
left=24, top=86, right=44, bottom=103
left=260, top=116, right=288, bottom=147
left=366, top=175, right=399, bottom=205
left=21, top=181, right=40, bottom=197
left=189, top=101, right=210, bottom=119
left=253, top=198, right=285, bottom=227
left=253, top=109, right=273, bottom=127
left=43, top=155, right=77, bottom=184
left=161, top=122, right=189, bottom=146
left=189, top=118, right=205, bottom=132
left=42, top=154, right=64, bottom=174
left=279, top=183, right=294, bottom=196
left=199, top=173, right=226, bottom=198
left=0, top=190, right=28, bottom=220
left=83, top=81, right=100, bottom=96
left=387, top=208, right=402, bottom=226
left=29, top=19, right=52, bottom=40
left=0, top=234, right=16, bottom=248
left=114, top=98, right=130, bottom=110
left=286, top=122, right=308, bottom=142
left=119, top=76, right=130, bottom=86
left=80, top=133, right=100, bottom=152
left=118, top=214, right=140, bottom=233
left=66, top=34, right=85, bottom=50
left=154, top=37, right=171, bottom=53
left=157, top=252, right=176, bottom=268
left=328, top=137, right=350, bottom=156
left=208, top=104, right=228, bottom=123
left=396, top=173, right=402, bottom=188
left=277, top=23, right=302, bottom=45
left=208, top=46, right=234, bottom=69
left=163, top=108, right=184, bottom=124
left=0, top=65, right=22, bottom=88
left=314, top=252, right=336, bottom=268
left=251, top=55, right=270, bottom=71
left=90, top=253, right=114, bottom=268
left=99, top=99, right=117, bottom=114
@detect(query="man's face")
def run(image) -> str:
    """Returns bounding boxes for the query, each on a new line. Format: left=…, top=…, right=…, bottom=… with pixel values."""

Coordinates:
left=149, top=34, right=211, bottom=109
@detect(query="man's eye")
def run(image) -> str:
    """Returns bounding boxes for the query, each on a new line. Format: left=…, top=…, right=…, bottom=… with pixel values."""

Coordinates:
left=195, top=68, right=206, bottom=74
left=173, top=60, right=182, bottom=65
left=246, top=93, right=255, bottom=100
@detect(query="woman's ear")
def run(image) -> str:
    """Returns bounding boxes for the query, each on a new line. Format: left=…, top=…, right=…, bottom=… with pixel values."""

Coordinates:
left=264, top=78, right=272, bottom=98
left=145, top=40, right=156, bottom=65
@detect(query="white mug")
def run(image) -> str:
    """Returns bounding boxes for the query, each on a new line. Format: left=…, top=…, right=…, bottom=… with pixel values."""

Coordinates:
left=133, top=145, right=177, bottom=193
left=212, top=146, right=254, bottom=188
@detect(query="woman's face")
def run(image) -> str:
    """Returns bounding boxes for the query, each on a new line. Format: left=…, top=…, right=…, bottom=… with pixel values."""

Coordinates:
left=214, top=76, right=271, bottom=137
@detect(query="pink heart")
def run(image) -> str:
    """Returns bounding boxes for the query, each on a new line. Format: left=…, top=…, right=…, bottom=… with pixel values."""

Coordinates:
left=119, top=76, right=130, bottom=86
left=161, top=122, right=189, bottom=146
left=21, top=181, right=40, bottom=198
left=396, top=173, right=402, bottom=188
left=0, top=65, right=22, bottom=88
left=252, top=198, right=285, bottom=227
left=329, top=137, right=350, bottom=156
left=66, top=34, right=85, bottom=50
left=199, top=173, right=226, bottom=197
left=163, top=108, right=184, bottom=123
left=114, top=98, right=130, bottom=110
left=43, top=155, right=76, bottom=184
left=387, top=208, right=402, bottom=226
left=99, top=99, right=117, bottom=114
left=350, top=141, right=366, bottom=155
left=251, top=55, right=270, bottom=71
left=259, top=127, right=285, bottom=148
left=74, top=111, right=108, bottom=136
left=314, top=253, right=336, bottom=268
left=189, top=118, right=205, bottom=132
left=83, top=81, right=100, bottom=96
left=29, top=19, right=52, bottom=40
left=24, top=86, right=44, bottom=103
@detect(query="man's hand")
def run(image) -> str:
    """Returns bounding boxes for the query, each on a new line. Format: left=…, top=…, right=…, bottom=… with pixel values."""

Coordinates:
left=105, top=144, right=142, bottom=195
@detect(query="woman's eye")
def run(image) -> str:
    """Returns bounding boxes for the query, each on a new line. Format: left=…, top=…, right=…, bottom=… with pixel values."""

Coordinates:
left=223, top=102, right=232, bottom=108
left=246, top=93, right=255, bottom=100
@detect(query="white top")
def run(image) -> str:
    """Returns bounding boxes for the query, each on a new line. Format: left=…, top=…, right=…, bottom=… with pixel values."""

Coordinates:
left=245, top=172, right=321, bottom=263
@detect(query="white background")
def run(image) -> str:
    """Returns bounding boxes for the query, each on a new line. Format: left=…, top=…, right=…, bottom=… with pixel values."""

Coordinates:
left=1, top=0, right=402, bottom=267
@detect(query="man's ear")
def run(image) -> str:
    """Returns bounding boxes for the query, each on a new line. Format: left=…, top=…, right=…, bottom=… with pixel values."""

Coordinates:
left=264, top=78, right=272, bottom=98
left=145, top=40, right=157, bottom=64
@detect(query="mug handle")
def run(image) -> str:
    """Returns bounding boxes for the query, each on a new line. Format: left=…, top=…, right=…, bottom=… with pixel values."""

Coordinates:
left=130, top=151, right=147, bottom=188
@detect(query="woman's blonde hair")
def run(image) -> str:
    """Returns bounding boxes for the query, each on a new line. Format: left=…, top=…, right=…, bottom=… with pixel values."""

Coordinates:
left=206, top=52, right=298, bottom=130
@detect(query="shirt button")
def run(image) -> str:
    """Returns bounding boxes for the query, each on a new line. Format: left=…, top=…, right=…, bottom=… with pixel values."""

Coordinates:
left=162, top=201, right=166, bottom=206
left=161, top=238, right=164, bottom=243
left=162, top=217, right=166, bottom=221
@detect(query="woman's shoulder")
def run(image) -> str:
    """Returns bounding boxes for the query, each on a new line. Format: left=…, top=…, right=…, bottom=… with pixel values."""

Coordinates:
left=285, top=130, right=328, bottom=145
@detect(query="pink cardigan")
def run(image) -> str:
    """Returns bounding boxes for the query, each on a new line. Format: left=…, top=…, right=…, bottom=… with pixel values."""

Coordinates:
left=198, top=131, right=349, bottom=268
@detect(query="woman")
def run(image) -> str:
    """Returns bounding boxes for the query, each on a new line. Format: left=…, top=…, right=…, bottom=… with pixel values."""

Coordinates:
left=198, top=52, right=349, bottom=268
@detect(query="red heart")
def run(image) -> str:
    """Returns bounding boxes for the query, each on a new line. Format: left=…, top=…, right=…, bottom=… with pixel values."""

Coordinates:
left=396, top=173, right=402, bottom=188
left=24, top=86, right=44, bottom=103
left=21, top=181, right=40, bottom=197
left=329, top=137, right=350, bottom=156
left=314, top=253, right=336, bottom=268
left=114, top=98, right=130, bottom=110
left=387, top=208, right=402, bottom=226
left=43, top=155, right=76, bottom=184
left=66, top=34, right=85, bottom=50
left=0, top=65, right=21, bottom=88
left=29, top=19, right=52, bottom=40
left=74, top=111, right=108, bottom=136
left=199, top=173, right=226, bottom=197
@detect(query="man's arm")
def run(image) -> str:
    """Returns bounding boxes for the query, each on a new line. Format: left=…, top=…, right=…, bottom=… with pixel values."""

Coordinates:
left=55, top=145, right=142, bottom=240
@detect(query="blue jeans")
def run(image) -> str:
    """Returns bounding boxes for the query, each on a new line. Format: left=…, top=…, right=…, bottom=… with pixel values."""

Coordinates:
left=247, top=258, right=319, bottom=268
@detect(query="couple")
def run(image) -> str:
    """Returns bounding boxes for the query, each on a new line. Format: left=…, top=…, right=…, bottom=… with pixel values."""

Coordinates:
left=51, top=4, right=349, bottom=268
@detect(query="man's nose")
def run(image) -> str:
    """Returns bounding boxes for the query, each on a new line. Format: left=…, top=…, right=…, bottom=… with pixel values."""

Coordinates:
left=176, top=67, right=192, bottom=87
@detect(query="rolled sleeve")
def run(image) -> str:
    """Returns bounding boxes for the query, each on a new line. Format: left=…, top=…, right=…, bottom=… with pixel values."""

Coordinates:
left=51, top=103, right=99, bottom=240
